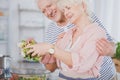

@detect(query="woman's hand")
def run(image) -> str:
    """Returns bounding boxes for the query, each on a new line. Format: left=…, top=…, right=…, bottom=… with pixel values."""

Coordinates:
left=96, top=38, right=115, bottom=56
left=27, top=42, right=53, bottom=57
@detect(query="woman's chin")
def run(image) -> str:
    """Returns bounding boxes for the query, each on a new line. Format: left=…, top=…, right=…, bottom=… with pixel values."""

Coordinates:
left=69, top=20, right=76, bottom=24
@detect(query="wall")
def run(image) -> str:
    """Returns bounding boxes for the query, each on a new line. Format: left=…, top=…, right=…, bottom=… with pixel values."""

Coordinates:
left=8, top=0, right=51, bottom=61
left=92, top=0, right=120, bottom=42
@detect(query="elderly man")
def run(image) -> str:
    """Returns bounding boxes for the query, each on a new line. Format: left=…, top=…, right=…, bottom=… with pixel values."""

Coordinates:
left=37, top=0, right=116, bottom=79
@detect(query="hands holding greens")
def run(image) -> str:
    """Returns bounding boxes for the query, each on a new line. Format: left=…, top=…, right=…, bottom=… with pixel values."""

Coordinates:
left=26, top=42, right=56, bottom=64
left=27, top=42, right=52, bottom=57
left=18, top=38, right=41, bottom=62
left=18, top=38, right=56, bottom=69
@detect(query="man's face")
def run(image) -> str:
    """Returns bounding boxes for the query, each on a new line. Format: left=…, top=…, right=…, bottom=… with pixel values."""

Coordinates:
left=38, top=0, right=63, bottom=23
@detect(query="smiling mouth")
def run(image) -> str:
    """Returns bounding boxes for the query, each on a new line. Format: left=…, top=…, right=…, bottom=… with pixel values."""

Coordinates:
left=51, top=10, right=57, bottom=18
left=67, top=15, right=72, bottom=21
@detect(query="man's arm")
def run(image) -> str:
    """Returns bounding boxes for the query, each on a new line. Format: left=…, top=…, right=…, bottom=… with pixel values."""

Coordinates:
left=45, top=62, right=58, bottom=72
left=91, top=13, right=115, bottom=56
left=41, top=53, right=58, bottom=72
left=42, top=22, right=62, bottom=72
left=96, top=38, right=115, bottom=56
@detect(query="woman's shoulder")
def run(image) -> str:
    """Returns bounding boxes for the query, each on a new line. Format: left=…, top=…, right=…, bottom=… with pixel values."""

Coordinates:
left=85, top=23, right=106, bottom=34
left=94, top=23, right=106, bottom=34
left=83, top=23, right=106, bottom=39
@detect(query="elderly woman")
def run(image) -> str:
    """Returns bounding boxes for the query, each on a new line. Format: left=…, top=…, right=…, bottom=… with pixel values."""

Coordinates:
left=27, top=0, right=115, bottom=79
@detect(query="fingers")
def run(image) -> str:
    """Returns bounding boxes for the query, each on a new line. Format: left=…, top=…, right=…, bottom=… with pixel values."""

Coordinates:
left=27, top=49, right=34, bottom=54
left=96, top=39, right=107, bottom=55
left=31, top=51, right=43, bottom=58
left=96, top=38, right=113, bottom=56
left=96, top=39, right=109, bottom=50
left=98, top=38, right=109, bottom=45
left=31, top=52, right=37, bottom=57
left=96, top=43, right=103, bottom=55
left=37, top=53, right=43, bottom=57
left=26, top=45, right=35, bottom=55
left=26, top=45, right=33, bottom=49
left=26, top=48, right=38, bottom=57
left=97, top=40, right=105, bottom=47
left=26, top=44, right=45, bottom=57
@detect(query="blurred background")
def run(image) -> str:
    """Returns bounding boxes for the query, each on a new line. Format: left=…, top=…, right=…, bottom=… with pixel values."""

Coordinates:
left=0, top=0, right=120, bottom=79
left=0, top=0, right=120, bottom=67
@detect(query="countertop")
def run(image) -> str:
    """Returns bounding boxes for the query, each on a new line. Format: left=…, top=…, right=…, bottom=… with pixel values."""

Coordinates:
left=10, top=60, right=50, bottom=75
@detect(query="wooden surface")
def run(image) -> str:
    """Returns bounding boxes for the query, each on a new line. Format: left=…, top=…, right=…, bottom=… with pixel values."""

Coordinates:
left=112, top=59, right=120, bottom=72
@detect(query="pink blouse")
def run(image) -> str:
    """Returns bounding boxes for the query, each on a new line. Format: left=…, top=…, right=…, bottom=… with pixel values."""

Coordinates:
left=56, top=23, right=106, bottom=78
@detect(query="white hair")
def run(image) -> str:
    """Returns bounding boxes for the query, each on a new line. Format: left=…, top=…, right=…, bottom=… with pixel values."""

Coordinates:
left=36, top=0, right=56, bottom=3
left=56, top=0, right=93, bottom=16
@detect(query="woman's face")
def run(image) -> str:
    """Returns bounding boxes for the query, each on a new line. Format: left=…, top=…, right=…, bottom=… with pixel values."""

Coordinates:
left=62, top=3, right=85, bottom=24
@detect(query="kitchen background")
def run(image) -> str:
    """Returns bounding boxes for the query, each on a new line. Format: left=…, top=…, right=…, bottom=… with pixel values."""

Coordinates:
left=1, top=0, right=120, bottom=60
left=0, top=0, right=120, bottom=79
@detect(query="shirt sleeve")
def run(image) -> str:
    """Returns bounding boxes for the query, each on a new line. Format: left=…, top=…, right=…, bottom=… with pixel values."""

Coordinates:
left=45, top=22, right=58, bottom=44
left=91, top=13, right=113, bottom=41
left=70, top=41, right=102, bottom=73
left=45, top=22, right=64, bottom=44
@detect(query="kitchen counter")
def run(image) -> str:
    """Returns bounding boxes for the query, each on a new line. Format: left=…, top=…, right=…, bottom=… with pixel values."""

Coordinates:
left=10, top=60, right=50, bottom=75
left=10, top=60, right=50, bottom=79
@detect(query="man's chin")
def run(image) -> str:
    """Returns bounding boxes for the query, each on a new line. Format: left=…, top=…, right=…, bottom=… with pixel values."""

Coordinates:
left=50, top=17, right=56, bottom=22
left=53, top=19, right=59, bottom=23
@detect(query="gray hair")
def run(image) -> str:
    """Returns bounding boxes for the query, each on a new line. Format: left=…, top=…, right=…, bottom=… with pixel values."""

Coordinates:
left=56, top=0, right=93, bottom=16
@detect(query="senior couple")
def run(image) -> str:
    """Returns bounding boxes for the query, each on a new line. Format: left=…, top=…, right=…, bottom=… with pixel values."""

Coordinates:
left=27, top=0, right=116, bottom=80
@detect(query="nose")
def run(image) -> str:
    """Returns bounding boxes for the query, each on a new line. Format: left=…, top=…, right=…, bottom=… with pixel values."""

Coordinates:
left=64, top=9, right=69, bottom=18
left=46, top=8, right=52, bottom=16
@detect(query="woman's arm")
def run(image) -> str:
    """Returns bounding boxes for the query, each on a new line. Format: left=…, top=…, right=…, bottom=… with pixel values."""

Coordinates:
left=27, top=42, right=73, bottom=68
left=53, top=45, right=73, bottom=67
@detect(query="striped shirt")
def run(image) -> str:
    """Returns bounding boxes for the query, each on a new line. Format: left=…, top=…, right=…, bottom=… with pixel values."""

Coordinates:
left=45, top=14, right=116, bottom=80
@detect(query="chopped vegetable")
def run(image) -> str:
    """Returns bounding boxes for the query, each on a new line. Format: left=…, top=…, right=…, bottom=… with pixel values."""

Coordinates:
left=18, top=75, right=46, bottom=80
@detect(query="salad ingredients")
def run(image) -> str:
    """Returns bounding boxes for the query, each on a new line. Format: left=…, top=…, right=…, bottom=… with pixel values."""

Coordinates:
left=18, top=75, right=46, bottom=80
left=18, top=39, right=41, bottom=62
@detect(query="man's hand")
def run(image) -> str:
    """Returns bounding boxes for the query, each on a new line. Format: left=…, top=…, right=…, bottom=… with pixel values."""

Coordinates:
left=96, top=38, right=115, bottom=56
left=10, top=73, right=19, bottom=80
left=41, top=54, right=56, bottom=64
left=41, top=54, right=57, bottom=72
left=45, top=63, right=58, bottom=72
